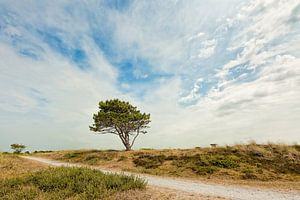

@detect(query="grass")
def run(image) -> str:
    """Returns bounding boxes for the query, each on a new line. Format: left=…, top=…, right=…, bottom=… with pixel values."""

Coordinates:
left=34, top=143, right=300, bottom=191
left=0, top=153, right=147, bottom=200
left=0, top=153, right=48, bottom=179
left=0, top=167, right=146, bottom=200
left=0, top=153, right=226, bottom=200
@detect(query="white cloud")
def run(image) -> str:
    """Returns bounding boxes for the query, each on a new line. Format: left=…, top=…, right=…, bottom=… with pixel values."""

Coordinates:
left=197, top=39, right=217, bottom=59
left=179, top=78, right=203, bottom=104
left=218, top=0, right=300, bottom=79
left=187, top=32, right=205, bottom=41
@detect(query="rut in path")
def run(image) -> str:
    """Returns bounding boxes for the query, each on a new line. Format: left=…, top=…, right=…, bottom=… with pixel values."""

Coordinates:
left=22, top=156, right=300, bottom=200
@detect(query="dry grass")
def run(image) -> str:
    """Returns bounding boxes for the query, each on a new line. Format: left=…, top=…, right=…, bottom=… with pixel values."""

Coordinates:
left=0, top=154, right=48, bottom=179
left=0, top=153, right=223, bottom=199
left=0, top=154, right=146, bottom=199
left=35, top=143, right=300, bottom=191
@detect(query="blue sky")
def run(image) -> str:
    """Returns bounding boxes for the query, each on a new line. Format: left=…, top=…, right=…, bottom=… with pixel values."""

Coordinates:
left=0, top=0, right=300, bottom=151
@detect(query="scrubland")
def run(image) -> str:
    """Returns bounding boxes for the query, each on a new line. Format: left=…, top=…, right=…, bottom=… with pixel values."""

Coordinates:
left=0, top=154, right=223, bottom=199
left=0, top=154, right=147, bottom=199
left=35, top=143, right=300, bottom=191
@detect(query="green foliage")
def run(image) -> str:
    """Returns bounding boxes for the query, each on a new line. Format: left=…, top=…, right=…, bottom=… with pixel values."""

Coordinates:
left=118, top=156, right=127, bottom=161
left=0, top=167, right=147, bottom=200
left=133, top=155, right=166, bottom=169
left=90, top=99, right=151, bottom=150
left=208, top=155, right=240, bottom=168
left=10, top=144, right=26, bottom=154
left=33, top=150, right=53, bottom=153
left=241, top=167, right=257, bottom=179
left=133, top=153, right=239, bottom=174
left=190, top=166, right=218, bottom=175
left=294, top=144, right=300, bottom=152
left=63, top=152, right=80, bottom=159
left=172, top=154, right=239, bottom=175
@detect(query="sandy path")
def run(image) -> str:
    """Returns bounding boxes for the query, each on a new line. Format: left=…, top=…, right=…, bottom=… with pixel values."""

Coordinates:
left=22, top=156, right=300, bottom=200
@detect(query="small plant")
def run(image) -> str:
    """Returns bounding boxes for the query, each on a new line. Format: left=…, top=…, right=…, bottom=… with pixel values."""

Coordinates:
left=241, top=167, right=257, bottom=179
left=133, top=155, right=166, bottom=169
left=10, top=144, right=26, bottom=154
left=84, top=155, right=99, bottom=165
left=191, top=166, right=218, bottom=175
left=118, top=156, right=127, bottom=161
left=63, top=152, right=80, bottom=159
left=208, top=155, right=240, bottom=169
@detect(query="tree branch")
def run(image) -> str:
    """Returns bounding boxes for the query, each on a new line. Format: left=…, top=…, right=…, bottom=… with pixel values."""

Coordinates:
left=130, top=129, right=140, bottom=148
left=96, top=127, right=119, bottom=135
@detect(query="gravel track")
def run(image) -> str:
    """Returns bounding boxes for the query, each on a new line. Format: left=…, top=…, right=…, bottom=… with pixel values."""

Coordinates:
left=22, top=156, right=300, bottom=200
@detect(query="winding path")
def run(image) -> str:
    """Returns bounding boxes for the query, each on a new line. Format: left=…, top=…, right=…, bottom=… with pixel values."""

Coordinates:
left=22, top=156, right=300, bottom=200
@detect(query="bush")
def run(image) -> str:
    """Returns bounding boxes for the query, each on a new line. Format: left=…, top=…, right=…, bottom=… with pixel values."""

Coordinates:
left=0, top=167, right=147, bottom=199
left=63, top=153, right=80, bottom=159
left=294, top=144, right=300, bottom=152
left=190, top=166, right=218, bottom=175
left=173, top=154, right=239, bottom=170
left=208, top=155, right=240, bottom=169
left=118, top=156, right=127, bottom=161
left=33, top=150, right=53, bottom=153
left=84, top=155, right=99, bottom=165
left=133, top=155, right=166, bottom=169
left=241, top=167, right=257, bottom=179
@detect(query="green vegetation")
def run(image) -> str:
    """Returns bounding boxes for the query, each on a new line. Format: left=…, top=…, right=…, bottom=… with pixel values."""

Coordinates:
left=171, top=154, right=239, bottom=175
left=133, top=155, right=167, bottom=169
left=90, top=99, right=151, bottom=151
left=33, top=150, right=53, bottom=154
left=0, top=167, right=146, bottom=200
left=10, top=144, right=26, bottom=154
left=0, top=154, right=147, bottom=200
left=37, top=143, right=300, bottom=182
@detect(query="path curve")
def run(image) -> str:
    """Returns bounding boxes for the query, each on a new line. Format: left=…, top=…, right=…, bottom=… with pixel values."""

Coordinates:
left=22, top=156, right=300, bottom=200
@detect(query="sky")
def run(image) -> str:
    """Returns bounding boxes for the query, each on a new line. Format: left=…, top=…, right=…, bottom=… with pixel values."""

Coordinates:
left=0, top=0, right=300, bottom=151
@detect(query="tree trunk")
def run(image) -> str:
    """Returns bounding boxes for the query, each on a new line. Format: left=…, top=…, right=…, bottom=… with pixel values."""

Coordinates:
left=124, top=140, right=131, bottom=151
left=124, top=132, right=131, bottom=151
left=125, top=145, right=131, bottom=151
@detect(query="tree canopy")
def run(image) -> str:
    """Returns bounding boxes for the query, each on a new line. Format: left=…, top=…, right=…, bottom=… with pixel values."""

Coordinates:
left=10, top=143, right=26, bottom=154
left=90, top=99, right=151, bottom=151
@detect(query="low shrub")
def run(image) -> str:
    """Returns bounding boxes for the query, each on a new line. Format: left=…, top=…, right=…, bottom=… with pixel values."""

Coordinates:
left=133, top=155, right=166, bottom=169
left=190, top=166, right=218, bottom=175
left=241, top=167, right=257, bottom=179
left=0, top=167, right=147, bottom=199
left=33, top=150, right=53, bottom=153
left=63, top=153, right=80, bottom=159
left=165, top=155, right=178, bottom=160
left=118, top=156, right=127, bottom=161
left=84, top=155, right=99, bottom=165
left=208, top=155, right=240, bottom=169
left=294, top=144, right=300, bottom=152
left=172, top=154, right=239, bottom=172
